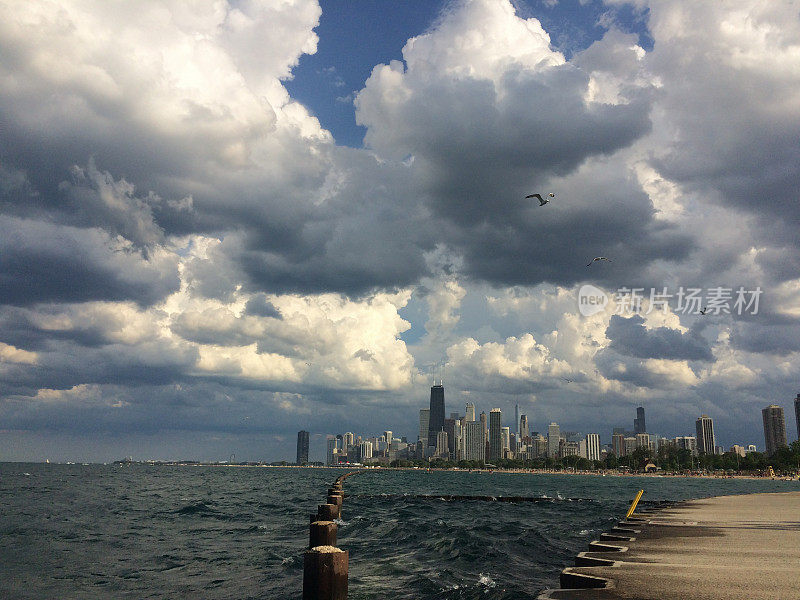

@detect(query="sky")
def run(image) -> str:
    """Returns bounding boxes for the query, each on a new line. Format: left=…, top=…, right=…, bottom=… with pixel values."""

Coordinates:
left=1, top=0, right=800, bottom=463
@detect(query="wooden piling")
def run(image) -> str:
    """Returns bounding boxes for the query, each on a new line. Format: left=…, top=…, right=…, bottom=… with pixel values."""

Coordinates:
left=309, top=520, right=337, bottom=548
left=303, top=546, right=348, bottom=600
left=318, top=503, right=340, bottom=521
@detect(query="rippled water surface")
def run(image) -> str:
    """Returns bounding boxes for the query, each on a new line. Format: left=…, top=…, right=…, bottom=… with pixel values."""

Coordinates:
left=1, top=463, right=796, bottom=599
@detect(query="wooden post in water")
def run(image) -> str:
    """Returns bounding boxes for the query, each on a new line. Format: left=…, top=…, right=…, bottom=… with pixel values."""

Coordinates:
left=318, top=503, right=339, bottom=521
left=303, top=546, right=348, bottom=600
left=309, top=520, right=337, bottom=548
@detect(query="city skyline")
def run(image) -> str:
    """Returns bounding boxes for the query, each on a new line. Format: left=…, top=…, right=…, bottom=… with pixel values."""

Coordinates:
left=310, top=384, right=799, bottom=466
left=3, top=1, right=800, bottom=463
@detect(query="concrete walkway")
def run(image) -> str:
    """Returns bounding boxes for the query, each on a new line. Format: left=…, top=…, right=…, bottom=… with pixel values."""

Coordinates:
left=539, top=491, right=800, bottom=600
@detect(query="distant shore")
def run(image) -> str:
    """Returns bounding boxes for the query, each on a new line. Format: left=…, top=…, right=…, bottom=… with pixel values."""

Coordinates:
left=124, top=461, right=795, bottom=480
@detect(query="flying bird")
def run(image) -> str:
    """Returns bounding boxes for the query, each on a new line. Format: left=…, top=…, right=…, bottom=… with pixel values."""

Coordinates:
left=699, top=307, right=708, bottom=315
left=562, top=377, right=574, bottom=383
left=526, top=192, right=555, bottom=206
left=586, top=257, right=612, bottom=266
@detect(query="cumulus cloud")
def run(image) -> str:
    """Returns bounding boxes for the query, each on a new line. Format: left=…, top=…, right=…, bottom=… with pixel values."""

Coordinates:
left=605, top=314, right=713, bottom=361
left=3, top=0, right=800, bottom=459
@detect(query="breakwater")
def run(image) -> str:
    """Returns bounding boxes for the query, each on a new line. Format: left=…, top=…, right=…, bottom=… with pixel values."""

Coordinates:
left=539, top=491, right=800, bottom=599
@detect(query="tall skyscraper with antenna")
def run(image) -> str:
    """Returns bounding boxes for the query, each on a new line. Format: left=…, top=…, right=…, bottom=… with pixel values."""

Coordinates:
left=427, top=383, right=445, bottom=447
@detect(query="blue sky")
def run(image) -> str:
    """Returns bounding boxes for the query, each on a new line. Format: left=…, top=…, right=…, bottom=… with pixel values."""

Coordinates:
left=1, top=0, right=799, bottom=462
left=286, top=0, right=652, bottom=147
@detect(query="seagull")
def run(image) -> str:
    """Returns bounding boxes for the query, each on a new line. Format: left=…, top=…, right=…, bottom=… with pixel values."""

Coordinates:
left=526, top=192, right=555, bottom=206
left=699, top=307, right=708, bottom=315
left=562, top=377, right=574, bottom=383
left=586, top=257, right=612, bottom=266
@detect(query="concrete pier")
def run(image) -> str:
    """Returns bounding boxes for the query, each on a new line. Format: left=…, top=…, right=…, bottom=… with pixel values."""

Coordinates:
left=539, top=491, right=800, bottom=600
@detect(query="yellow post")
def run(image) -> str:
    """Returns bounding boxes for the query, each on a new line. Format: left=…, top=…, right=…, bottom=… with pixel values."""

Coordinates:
left=626, top=489, right=644, bottom=519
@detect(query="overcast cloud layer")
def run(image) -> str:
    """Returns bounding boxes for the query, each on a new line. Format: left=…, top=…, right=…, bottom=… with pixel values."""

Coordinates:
left=1, top=0, right=799, bottom=461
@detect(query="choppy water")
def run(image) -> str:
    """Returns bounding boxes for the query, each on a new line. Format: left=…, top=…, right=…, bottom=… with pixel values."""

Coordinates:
left=1, top=463, right=796, bottom=599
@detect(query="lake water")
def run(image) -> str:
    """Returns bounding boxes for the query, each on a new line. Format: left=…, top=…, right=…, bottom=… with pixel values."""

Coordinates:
left=1, top=463, right=796, bottom=599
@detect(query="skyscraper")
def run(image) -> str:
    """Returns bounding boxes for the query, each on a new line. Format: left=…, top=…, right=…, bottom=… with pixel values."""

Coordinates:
left=489, top=408, right=502, bottom=462
left=762, top=405, right=787, bottom=456
left=634, top=406, right=646, bottom=434
left=296, top=430, right=309, bottom=465
left=547, top=422, right=560, bottom=458
left=586, top=433, right=601, bottom=461
left=514, top=403, right=520, bottom=436
left=419, top=408, right=430, bottom=446
left=612, top=432, right=625, bottom=456
left=463, top=421, right=484, bottom=462
left=795, top=394, right=800, bottom=442
left=326, top=435, right=337, bottom=466
left=695, top=415, right=715, bottom=455
left=465, top=402, right=476, bottom=422
left=501, top=426, right=510, bottom=454
left=519, top=414, right=529, bottom=439
left=384, top=431, right=393, bottom=447
left=444, top=418, right=457, bottom=457
left=428, top=384, right=445, bottom=446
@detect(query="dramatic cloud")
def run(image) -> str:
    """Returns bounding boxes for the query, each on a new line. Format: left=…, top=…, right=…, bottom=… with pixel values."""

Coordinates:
left=605, top=314, right=713, bottom=361
left=2, top=0, right=800, bottom=460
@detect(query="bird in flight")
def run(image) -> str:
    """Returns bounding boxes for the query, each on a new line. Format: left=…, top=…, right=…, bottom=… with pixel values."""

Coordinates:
left=562, top=377, right=574, bottom=383
left=586, top=257, right=612, bottom=266
left=526, top=192, right=555, bottom=206
left=699, top=307, right=708, bottom=315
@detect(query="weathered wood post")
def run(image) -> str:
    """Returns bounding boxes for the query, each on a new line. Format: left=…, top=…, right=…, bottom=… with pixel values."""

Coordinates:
left=318, top=502, right=340, bottom=521
left=309, top=520, right=337, bottom=548
left=303, top=546, right=348, bottom=600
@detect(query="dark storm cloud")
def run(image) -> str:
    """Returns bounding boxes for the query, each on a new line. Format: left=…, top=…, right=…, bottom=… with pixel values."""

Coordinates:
left=730, top=322, right=800, bottom=356
left=639, top=2, right=800, bottom=258
left=454, top=178, right=694, bottom=288
left=605, top=314, right=713, bottom=361
left=244, top=294, right=283, bottom=319
left=0, top=217, right=179, bottom=307
left=593, top=349, right=689, bottom=389
left=1, top=340, right=197, bottom=393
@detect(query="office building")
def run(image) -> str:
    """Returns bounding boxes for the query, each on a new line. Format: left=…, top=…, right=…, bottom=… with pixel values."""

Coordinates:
left=532, top=434, right=547, bottom=458
left=636, top=433, right=650, bottom=450
left=762, top=405, right=787, bottom=456
left=489, top=408, right=503, bottom=462
left=515, top=404, right=520, bottom=435
left=384, top=431, right=393, bottom=447
left=547, top=422, right=560, bottom=458
left=419, top=408, right=430, bottom=446
left=675, top=436, right=697, bottom=456
left=444, top=418, right=457, bottom=457
left=326, top=435, right=337, bottom=466
left=612, top=432, right=625, bottom=456
left=634, top=406, right=646, bottom=434
left=296, top=430, right=309, bottom=465
left=696, top=415, right=715, bottom=455
left=501, top=426, right=510, bottom=454
left=586, top=433, right=601, bottom=461
left=519, top=414, right=529, bottom=439
left=343, top=432, right=354, bottom=451
left=435, top=430, right=449, bottom=459
left=730, top=445, right=746, bottom=457
left=795, top=394, right=800, bottom=442
left=465, top=402, right=476, bottom=422
left=463, top=421, right=485, bottom=462
left=428, top=384, right=445, bottom=446
left=359, top=441, right=373, bottom=460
